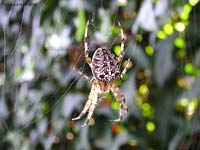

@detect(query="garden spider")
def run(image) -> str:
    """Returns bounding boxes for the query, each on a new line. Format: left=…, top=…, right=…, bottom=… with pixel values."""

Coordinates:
left=72, top=21, right=131, bottom=127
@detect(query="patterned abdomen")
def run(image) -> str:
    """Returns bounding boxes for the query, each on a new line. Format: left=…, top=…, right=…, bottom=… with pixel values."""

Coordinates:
left=92, top=48, right=120, bottom=82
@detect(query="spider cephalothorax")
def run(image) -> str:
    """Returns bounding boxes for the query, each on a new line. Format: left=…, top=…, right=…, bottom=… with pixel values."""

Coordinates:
left=72, top=21, right=131, bottom=127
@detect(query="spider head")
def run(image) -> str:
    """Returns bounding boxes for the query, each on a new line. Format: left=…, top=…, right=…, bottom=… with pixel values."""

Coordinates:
left=91, top=48, right=120, bottom=82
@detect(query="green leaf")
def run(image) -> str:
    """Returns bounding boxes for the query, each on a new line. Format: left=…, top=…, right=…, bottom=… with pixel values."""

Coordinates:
left=75, top=9, right=86, bottom=42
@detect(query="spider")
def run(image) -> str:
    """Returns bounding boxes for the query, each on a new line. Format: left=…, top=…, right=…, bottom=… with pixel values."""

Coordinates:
left=72, top=21, right=131, bottom=127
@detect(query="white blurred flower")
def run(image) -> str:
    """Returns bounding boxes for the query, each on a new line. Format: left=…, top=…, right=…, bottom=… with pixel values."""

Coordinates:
left=132, top=0, right=158, bottom=32
left=45, top=26, right=70, bottom=56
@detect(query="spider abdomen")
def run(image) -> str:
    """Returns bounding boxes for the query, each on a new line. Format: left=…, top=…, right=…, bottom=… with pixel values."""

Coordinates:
left=92, top=48, right=120, bottom=82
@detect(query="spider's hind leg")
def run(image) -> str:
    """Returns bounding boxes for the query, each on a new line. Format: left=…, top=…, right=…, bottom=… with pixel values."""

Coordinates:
left=81, top=95, right=98, bottom=127
left=72, top=98, right=92, bottom=121
left=110, top=86, right=128, bottom=122
left=72, top=83, right=100, bottom=127
left=81, top=84, right=99, bottom=127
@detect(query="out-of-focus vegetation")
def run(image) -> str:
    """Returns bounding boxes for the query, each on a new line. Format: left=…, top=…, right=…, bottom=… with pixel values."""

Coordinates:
left=0, top=0, right=200, bottom=149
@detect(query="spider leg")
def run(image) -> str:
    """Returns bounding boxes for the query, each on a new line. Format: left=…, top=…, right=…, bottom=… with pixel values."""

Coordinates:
left=120, top=58, right=131, bottom=79
left=81, top=99, right=97, bottom=127
left=110, top=86, right=128, bottom=122
left=72, top=97, right=92, bottom=121
left=81, top=84, right=100, bottom=127
left=72, top=84, right=97, bottom=121
left=73, top=67, right=94, bottom=83
left=72, top=83, right=100, bottom=127
left=117, top=22, right=125, bottom=64
left=84, top=20, right=92, bottom=68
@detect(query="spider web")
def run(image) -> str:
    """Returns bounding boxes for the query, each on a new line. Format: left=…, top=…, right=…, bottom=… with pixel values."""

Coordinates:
left=0, top=0, right=200, bottom=150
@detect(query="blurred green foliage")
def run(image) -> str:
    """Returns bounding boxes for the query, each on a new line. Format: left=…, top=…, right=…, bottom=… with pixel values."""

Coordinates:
left=0, top=0, right=200, bottom=150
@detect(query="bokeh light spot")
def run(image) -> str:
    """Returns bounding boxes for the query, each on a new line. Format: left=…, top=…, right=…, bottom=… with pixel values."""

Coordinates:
left=157, top=31, right=166, bottom=39
left=177, top=76, right=195, bottom=89
left=129, top=139, right=138, bottom=146
left=184, top=4, right=192, bottom=13
left=179, top=98, right=189, bottom=107
left=145, top=45, right=154, bottom=56
left=136, top=34, right=143, bottom=42
left=184, top=63, right=194, bottom=74
left=163, top=23, right=173, bottom=35
left=177, top=78, right=185, bottom=88
left=53, top=137, right=60, bottom=144
left=142, top=103, right=153, bottom=118
left=174, top=37, right=185, bottom=48
left=139, top=84, right=149, bottom=95
left=176, top=97, right=189, bottom=111
left=142, top=111, right=152, bottom=118
left=66, top=132, right=74, bottom=140
left=118, top=0, right=128, bottom=6
left=142, top=103, right=151, bottom=111
left=177, top=49, right=185, bottom=58
left=114, top=45, right=121, bottom=56
left=189, top=0, right=199, bottom=6
left=146, top=121, right=155, bottom=132
left=112, top=124, right=120, bottom=133
left=185, top=98, right=199, bottom=119
left=180, top=4, right=192, bottom=20
left=174, top=22, right=185, bottom=32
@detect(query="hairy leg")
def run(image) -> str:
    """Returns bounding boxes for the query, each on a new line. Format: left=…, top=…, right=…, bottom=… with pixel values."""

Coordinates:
left=117, top=22, right=125, bottom=64
left=84, top=20, right=92, bottom=67
left=72, top=97, right=92, bottom=121
left=81, top=84, right=100, bottom=127
left=110, top=86, right=128, bottom=122
left=73, top=67, right=93, bottom=83
left=72, top=84, right=97, bottom=121
left=72, top=83, right=100, bottom=127
left=120, top=58, right=131, bottom=79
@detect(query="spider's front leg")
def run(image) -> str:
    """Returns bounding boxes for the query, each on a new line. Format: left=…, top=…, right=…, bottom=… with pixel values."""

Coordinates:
left=84, top=20, right=92, bottom=68
left=117, top=22, right=125, bottom=64
left=120, top=58, right=131, bottom=79
left=110, top=86, right=128, bottom=122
